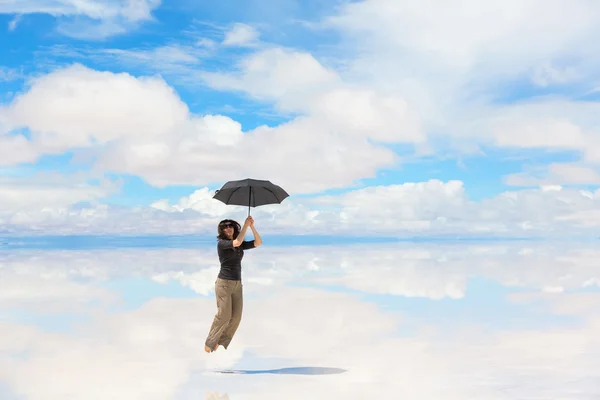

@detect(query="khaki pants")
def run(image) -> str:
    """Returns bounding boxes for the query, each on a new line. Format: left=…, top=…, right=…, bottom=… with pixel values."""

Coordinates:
left=205, top=278, right=243, bottom=351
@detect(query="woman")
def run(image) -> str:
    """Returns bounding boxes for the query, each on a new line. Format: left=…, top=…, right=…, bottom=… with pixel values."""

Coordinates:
left=205, top=215, right=262, bottom=353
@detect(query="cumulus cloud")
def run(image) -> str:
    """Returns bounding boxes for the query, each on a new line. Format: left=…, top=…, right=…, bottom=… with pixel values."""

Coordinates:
left=25, top=1, right=600, bottom=189
left=202, top=48, right=340, bottom=103
left=202, top=47, right=424, bottom=144
left=0, top=174, right=119, bottom=233
left=1, top=177, right=600, bottom=237
left=314, top=0, right=600, bottom=173
left=200, top=43, right=600, bottom=181
left=456, top=100, right=600, bottom=161
left=3, top=64, right=195, bottom=148
left=0, top=63, right=405, bottom=194
left=172, top=3, right=600, bottom=192
left=4, top=2, right=600, bottom=236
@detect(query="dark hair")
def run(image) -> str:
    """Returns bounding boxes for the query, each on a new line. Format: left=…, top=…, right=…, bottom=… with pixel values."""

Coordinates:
left=217, top=219, right=241, bottom=240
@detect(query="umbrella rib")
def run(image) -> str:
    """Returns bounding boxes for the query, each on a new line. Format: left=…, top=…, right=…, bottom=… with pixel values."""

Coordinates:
left=228, top=186, right=243, bottom=203
left=260, top=186, right=280, bottom=202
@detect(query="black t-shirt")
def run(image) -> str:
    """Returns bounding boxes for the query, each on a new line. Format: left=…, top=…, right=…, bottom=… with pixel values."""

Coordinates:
left=217, top=238, right=256, bottom=280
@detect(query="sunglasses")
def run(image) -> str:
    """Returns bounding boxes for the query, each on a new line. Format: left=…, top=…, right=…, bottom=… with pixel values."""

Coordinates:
left=220, top=223, right=234, bottom=229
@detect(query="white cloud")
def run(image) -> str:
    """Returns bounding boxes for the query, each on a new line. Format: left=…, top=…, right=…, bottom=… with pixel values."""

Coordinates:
left=325, top=0, right=600, bottom=88
left=0, top=0, right=159, bottom=21
left=473, top=100, right=600, bottom=151
left=333, top=0, right=599, bottom=65
left=302, top=180, right=600, bottom=237
left=505, top=163, right=600, bottom=186
left=1, top=177, right=600, bottom=237
left=0, top=0, right=161, bottom=38
left=0, top=64, right=244, bottom=179
left=311, top=0, right=600, bottom=164
left=187, top=7, right=600, bottom=195
left=0, top=63, right=404, bottom=194
left=202, top=47, right=425, bottom=144
left=202, top=47, right=341, bottom=105
left=0, top=135, right=40, bottom=166
left=222, top=23, right=259, bottom=47
left=4, top=2, right=600, bottom=237
left=0, top=174, right=118, bottom=231
left=24, top=1, right=600, bottom=195
left=3, top=64, right=190, bottom=148
left=150, top=187, right=229, bottom=217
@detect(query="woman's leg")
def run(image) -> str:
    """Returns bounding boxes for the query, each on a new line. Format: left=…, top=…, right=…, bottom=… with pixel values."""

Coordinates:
left=205, top=278, right=233, bottom=352
left=218, top=280, right=243, bottom=349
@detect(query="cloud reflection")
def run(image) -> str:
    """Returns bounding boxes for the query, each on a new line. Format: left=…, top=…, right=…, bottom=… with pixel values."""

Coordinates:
left=0, top=241, right=598, bottom=399
left=206, top=393, right=229, bottom=400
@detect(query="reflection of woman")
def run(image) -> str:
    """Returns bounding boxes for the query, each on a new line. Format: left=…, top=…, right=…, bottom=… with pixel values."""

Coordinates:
left=206, top=392, right=230, bottom=400
left=205, top=215, right=262, bottom=353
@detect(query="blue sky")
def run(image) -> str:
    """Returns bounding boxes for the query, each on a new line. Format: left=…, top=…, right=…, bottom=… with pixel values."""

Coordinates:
left=2, top=6, right=600, bottom=396
left=1, top=0, right=600, bottom=239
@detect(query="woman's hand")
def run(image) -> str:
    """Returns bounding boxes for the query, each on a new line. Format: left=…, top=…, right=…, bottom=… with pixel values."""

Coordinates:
left=248, top=215, right=261, bottom=246
left=245, top=215, right=254, bottom=227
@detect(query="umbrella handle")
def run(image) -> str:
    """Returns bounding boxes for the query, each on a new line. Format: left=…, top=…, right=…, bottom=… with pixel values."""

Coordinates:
left=248, top=187, right=251, bottom=216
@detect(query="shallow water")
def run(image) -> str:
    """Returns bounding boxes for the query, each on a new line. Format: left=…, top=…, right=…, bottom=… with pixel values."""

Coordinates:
left=1, top=240, right=599, bottom=399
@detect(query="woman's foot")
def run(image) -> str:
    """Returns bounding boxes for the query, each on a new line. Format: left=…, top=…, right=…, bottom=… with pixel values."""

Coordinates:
left=205, top=344, right=220, bottom=353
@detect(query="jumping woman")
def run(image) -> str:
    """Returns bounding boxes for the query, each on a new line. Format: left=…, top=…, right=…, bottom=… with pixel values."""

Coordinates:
left=205, top=215, right=262, bottom=353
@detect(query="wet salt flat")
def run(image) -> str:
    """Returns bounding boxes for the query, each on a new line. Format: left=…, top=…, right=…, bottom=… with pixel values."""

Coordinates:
left=1, top=240, right=599, bottom=399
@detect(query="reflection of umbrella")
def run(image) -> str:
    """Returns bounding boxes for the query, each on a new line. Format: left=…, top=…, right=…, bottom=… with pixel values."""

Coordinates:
left=213, top=178, right=289, bottom=216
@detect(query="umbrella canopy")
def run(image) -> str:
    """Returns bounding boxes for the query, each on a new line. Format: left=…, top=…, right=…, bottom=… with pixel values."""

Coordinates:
left=213, top=178, right=289, bottom=215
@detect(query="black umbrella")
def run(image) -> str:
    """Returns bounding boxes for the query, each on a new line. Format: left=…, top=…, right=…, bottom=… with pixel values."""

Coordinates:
left=213, top=178, right=289, bottom=216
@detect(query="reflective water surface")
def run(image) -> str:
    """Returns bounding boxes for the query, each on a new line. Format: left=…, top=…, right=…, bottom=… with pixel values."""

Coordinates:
left=1, top=240, right=599, bottom=399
